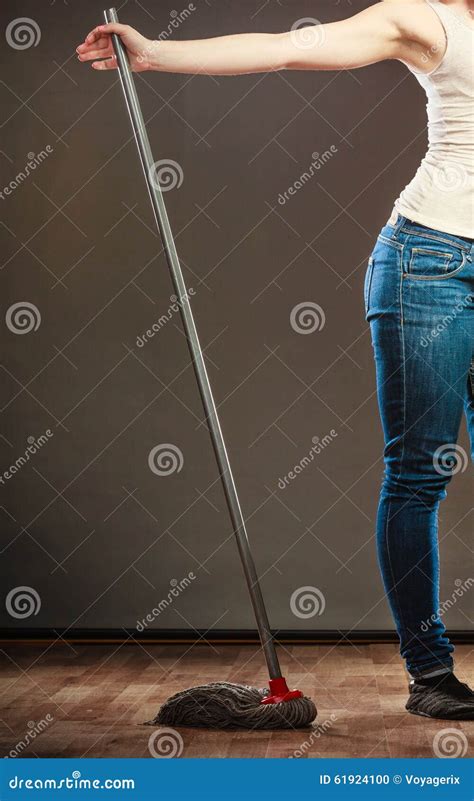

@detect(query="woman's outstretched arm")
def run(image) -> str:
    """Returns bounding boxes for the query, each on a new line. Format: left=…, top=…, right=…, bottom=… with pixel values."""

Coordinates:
left=76, top=4, right=441, bottom=75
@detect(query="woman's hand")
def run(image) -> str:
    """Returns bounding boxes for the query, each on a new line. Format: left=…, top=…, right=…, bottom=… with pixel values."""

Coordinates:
left=76, top=23, right=156, bottom=72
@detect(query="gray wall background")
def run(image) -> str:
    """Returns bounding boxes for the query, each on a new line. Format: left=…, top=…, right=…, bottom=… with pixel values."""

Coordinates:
left=1, top=0, right=472, bottom=633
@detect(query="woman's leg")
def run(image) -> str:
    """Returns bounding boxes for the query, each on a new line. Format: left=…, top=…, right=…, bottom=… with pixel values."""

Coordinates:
left=366, top=216, right=473, bottom=678
left=465, top=361, right=474, bottom=463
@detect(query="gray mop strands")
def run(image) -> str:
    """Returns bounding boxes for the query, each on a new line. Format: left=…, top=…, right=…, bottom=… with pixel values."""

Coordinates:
left=149, top=682, right=317, bottom=730
left=103, top=7, right=318, bottom=731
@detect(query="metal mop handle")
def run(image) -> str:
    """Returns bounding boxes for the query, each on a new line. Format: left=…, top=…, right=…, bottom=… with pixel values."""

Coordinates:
left=103, top=8, right=282, bottom=680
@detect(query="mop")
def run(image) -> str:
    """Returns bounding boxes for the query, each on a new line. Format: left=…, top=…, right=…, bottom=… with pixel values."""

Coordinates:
left=102, top=8, right=317, bottom=730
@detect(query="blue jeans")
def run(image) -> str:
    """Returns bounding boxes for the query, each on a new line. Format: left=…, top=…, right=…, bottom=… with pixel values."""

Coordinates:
left=365, top=213, right=474, bottom=677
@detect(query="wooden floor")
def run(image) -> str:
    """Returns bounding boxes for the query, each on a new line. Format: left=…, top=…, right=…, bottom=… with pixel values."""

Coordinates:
left=1, top=642, right=472, bottom=759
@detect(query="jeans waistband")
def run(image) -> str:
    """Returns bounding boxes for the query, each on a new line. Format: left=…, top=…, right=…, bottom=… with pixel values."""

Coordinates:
left=386, top=208, right=474, bottom=252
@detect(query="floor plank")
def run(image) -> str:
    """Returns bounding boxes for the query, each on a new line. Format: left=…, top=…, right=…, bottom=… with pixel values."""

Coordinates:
left=1, top=643, right=472, bottom=758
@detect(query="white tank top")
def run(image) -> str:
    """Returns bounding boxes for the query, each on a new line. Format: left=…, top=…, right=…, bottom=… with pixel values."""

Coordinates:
left=395, top=1, right=474, bottom=238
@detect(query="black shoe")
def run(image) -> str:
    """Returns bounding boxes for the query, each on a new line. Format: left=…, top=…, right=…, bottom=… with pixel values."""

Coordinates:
left=406, top=672, right=474, bottom=720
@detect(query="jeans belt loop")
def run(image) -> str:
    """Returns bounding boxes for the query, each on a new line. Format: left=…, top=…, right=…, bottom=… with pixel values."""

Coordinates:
left=390, top=210, right=406, bottom=239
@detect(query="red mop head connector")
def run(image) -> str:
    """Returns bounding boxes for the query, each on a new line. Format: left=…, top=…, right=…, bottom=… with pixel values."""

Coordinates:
left=260, top=677, right=304, bottom=705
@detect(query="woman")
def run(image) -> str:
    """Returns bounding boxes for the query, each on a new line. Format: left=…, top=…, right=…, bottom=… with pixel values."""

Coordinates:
left=77, top=1, right=474, bottom=719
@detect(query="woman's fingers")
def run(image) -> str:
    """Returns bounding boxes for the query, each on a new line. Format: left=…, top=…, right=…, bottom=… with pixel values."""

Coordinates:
left=91, top=55, right=118, bottom=70
left=77, top=23, right=137, bottom=71
left=85, top=23, right=129, bottom=45
left=77, top=23, right=132, bottom=62
left=83, top=26, right=103, bottom=45
left=77, top=46, right=113, bottom=61
left=77, top=36, right=110, bottom=54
